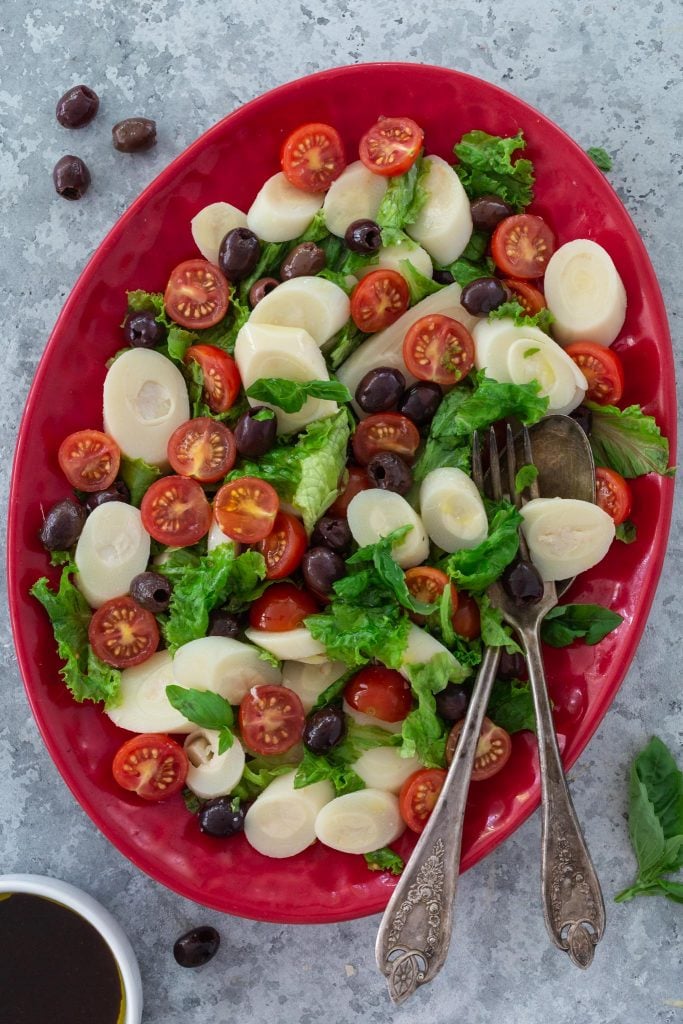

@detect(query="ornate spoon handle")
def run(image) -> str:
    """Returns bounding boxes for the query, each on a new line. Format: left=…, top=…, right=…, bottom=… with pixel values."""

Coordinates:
left=375, top=645, right=501, bottom=1004
left=522, top=625, right=605, bottom=967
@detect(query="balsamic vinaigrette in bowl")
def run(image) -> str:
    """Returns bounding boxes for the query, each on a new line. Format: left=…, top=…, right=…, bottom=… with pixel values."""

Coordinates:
left=0, top=892, right=124, bottom=1024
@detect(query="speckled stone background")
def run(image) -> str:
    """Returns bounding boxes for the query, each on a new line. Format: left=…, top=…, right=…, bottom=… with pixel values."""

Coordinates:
left=1, top=2, right=682, bottom=1022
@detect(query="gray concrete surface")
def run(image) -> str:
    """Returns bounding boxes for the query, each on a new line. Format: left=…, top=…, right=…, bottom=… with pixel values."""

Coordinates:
left=1, top=2, right=682, bottom=1022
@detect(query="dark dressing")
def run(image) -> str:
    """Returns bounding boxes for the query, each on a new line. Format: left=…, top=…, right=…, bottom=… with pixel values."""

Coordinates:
left=0, top=892, right=124, bottom=1024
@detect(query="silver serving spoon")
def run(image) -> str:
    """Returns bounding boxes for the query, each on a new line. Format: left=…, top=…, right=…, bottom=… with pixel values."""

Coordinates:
left=375, top=414, right=600, bottom=1003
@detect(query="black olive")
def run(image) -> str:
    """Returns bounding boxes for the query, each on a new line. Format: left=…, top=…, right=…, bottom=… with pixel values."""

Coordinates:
left=397, top=382, right=442, bottom=427
left=366, top=451, right=412, bottom=495
left=469, top=194, right=514, bottom=232
left=432, top=269, right=455, bottom=285
left=129, top=571, right=173, bottom=613
left=39, top=498, right=87, bottom=550
left=301, top=546, right=346, bottom=597
left=498, top=649, right=527, bottom=681
left=435, top=683, right=469, bottom=723
left=198, top=797, right=245, bottom=837
left=112, top=117, right=157, bottom=153
left=84, top=480, right=131, bottom=512
left=208, top=610, right=241, bottom=639
left=303, top=705, right=346, bottom=755
left=173, top=926, right=220, bottom=968
left=279, top=242, right=326, bottom=280
left=218, top=227, right=261, bottom=282
left=248, top=277, right=279, bottom=308
left=344, top=219, right=382, bottom=254
left=460, top=277, right=508, bottom=316
left=123, top=310, right=167, bottom=348
left=234, top=406, right=277, bottom=458
left=53, top=155, right=91, bottom=200
left=56, top=85, right=99, bottom=128
left=502, top=560, right=545, bottom=605
left=310, top=516, right=352, bottom=556
left=355, top=366, right=405, bottom=414
left=570, top=405, right=593, bottom=437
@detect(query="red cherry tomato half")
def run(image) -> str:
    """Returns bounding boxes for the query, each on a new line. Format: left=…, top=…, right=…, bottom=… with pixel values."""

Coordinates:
left=446, top=716, right=512, bottom=781
left=112, top=733, right=188, bottom=801
left=352, top=412, right=420, bottom=466
left=248, top=582, right=320, bottom=632
left=404, top=567, right=458, bottom=618
left=256, top=511, right=307, bottom=580
left=399, top=768, right=447, bottom=833
left=213, top=476, right=279, bottom=543
left=140, top=475, right=212, bottom=547
left=595, top=466, right=633, bottom=525
left=350, top=269, right=410, bottom=333
left=491, top=215, right=555, bottom=279
left=344, top=665, right=413, bottom=723
left=164, top=259, right=230, bottom=329
left=57, top=429, right=120, bottom=493
left=358, top=116, right=424, bottom=177
left=565, top=341, right=624, bottom=405
left=451, top=592, right=481, bottom=640
left=281, top=122, right=346, bottom=193
left=502, top=278, right=547, bottom=316
left=238, top=684, right=306, bottom=755
left=402, top=314, right=475, bottom=387
left=327, top=465, right=372, bottom=517
left=167, top=417, right=237, bottom=483
left=185, top=345, right=241, bottom=414
left=88, top=596, right=159, bottom=669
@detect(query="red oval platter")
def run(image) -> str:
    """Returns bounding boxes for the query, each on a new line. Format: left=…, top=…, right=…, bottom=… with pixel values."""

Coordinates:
left=7, top=63, right=676, bottom=923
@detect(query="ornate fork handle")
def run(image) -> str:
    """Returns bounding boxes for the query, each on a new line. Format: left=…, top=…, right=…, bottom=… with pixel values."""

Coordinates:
left=375, top=645, right=501, bottom=1003
left=523, top=624, right=605, bottom=967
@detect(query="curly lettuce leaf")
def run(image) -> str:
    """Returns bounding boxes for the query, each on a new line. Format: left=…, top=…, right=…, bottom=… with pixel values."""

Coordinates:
left=453, top=130, right=534, bottom=211
left=586, top=402, right=674, bottom=479
left=401, top=654, right=466, bottom=768
left=364, top=847, right=405, bottom=875
left=488, top=301, right=555, bottom=335
left=443, top=500, right=522, bottom=592
left=375, top=155, right=429, bottom=245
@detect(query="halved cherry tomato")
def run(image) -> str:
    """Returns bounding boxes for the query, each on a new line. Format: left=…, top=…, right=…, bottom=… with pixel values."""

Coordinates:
left=57, top=429, right=120, bottom=493
left=89, top=596, right=159, bottom=668
left=359, top=116, right=424, bottom=177
left=344, top=665, right=413, bottom=722
left=238, top=684, right=305, bottom=755
left=248, top=582, right=320, bottom=632
left=112, top=733, right=188, bottom=801
left=405, top=567, right=458, bottom=618
left=350, top=269, right=410, bottom=333
left=213, top=476, right=279, bottom=543
left=451, top=592, right=481, bottom=640
left=185, top=344, right=241, bottom=413
left=140, top=475, right=212, bottom=546
left=565, top=341, right=624, bottom=404
left=327, top=465, right=372, bottom=517
left=352, top=413, right=420, bottom=466
left=595, top=466, right=632, bottom=525
left=491, top=215, right=555, bottom=279
left=167, top=417, right=236, bottom=483
left=256, top=511, right=307, bottom=580
left=164, top=259, right=230, bottom=329
left=502, top=278, right=547, bottom=316
left=281, top=122, right=345, bottom=193
left=446, top=716, right=512, bottom=781
left=403, top=314, right=475, bottom=386
left=399, top=768, right=447, bottom=833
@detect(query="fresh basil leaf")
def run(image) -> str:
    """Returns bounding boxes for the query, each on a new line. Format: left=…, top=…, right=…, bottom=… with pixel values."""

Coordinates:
left=453, top=130, right=534, bottom=211
left=615, top=520, right=637, bottom=544
left=515, top=463, right=538, bottom=492
left=246, top=377, right=352, bottom=413
left=541, top=604, right=623, bottom=647
left=657, top=879, right=683, bottom=904
left=399, top=259, right=444, bottom=304
left=444, top=501, right=522, bottom=592
left=488, top=300, right=555, bottom=335
left=628, top=766, right=668, bottom=879
left=165, top=685, right=234, bottom=730
left=364, top=848, right=405, bottom=875
left=586, top=402, right=674, bottom=479
left=477, top=594, right=523, bottom=654
left=586, top=146, right=613, bottom=171
left=487, top=678, right=536, bottom=734
left=401, top=654, right=468, bottom=768
left=120, top=455, right=163, bottom=507
left=633, top=737, right=683, bottom=843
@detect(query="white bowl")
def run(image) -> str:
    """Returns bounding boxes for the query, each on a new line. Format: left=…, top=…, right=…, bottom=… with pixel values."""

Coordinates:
left=0, top=873, right=143, bottom=1023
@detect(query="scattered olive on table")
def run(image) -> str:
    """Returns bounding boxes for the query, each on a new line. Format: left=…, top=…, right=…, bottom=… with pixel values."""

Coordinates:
left=234, top=406, right=277, bottom=458
left=355, top=366, right=405, bottom=414
left=469, top=194, right=514, bottom=232
left=53, top=155, right=91, bottom=200
left=310, top=515, right=352, bottom=556
left=56, top=84, right=100, bottom=128
left=129, top=571, right=173, bottom=614
left=460, top=276, right=507, bottom=316
left=39, top=498, right=87, bottom=550
left=502, top=560, right=545, bottom=605
left=435, top=683, right=469, bottom=723
left=344, top=218, right=382, bottom=254
left=207, top=610, right=241, bottom=639
left=248, top=276, right=279, bottom=308
left=301, top=546, right=346, bottom=597
left=218, top=227, right=261, bottom=282
left=279, top=241, right=326, bottom=280
left=84, top=479, right=131, bottom=512
left=303, top=705, right=346, bottom=755
left=432, top=269, right=454, bottom=286
left=123, top=310, right=167, bottom=348
left=112, top=116, right=157, bottom=153
left=198, top=797, right=245, bottom=837
left=173, top=926, right=220, bottom=968
left=366, top=451, right=412, bottom=495
left=397, top=382, right=442, bottom=427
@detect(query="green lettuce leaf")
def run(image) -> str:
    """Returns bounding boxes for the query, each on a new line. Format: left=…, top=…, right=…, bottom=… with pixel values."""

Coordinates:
left=453, top=130, right=535, bottom=211
left=616, top=520, right=637, bottom=544
left=487, top=678, right=536, bottom=734
left=364, top=847, right=405, bottom=875
left=586, top=146, right=613, bottom=171
left=541, top=604, right=623, bottom=647
left=125, top=290, right=165, bottom=318
left=401, top=654, right=466, bottom=768
left=184, top=358, right=249, bottom=424
left=436, top=230, right=496, bottom=287
left=514, top=463, right=538, bottom=492
left=444, top=501, right=522, bottom=592
left=586, top=402, right=674, bottom=478
left=375, top=155, right=429, bottom=245
left=477, top=594, right=523, bottom=654
left=246, top=377, right=351, bottom=413
left=345, top=527, right=434, bottom=615
left=324, top=321, right=367, bottom=371
left=399, top=259, right=444, bottom=304
left=488, top=301, right=555, bottom=335
left=311, top=668, right=356, bottom=712
left=231, top=759, right=298, bottom=802
left=306, top=597, right=411, bottom=669
left=120, top=455, right=163, bottom=507
left=294, top=722, right=400, bottom=795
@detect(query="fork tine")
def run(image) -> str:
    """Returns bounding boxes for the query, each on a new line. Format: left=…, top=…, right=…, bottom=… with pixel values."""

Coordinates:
left=489, top=426, right=502, bottom=501
left=472, top=430, right=484, bottom=494
left=522, top=426, right=541, bottom=499
left=505, top=421, right=520, bottom=509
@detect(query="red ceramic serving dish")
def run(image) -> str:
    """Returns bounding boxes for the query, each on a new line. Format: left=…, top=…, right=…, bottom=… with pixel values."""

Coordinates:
left=7, top=63, right=676, bottom=923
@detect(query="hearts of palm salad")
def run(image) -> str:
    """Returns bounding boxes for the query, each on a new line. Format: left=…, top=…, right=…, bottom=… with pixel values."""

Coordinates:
left=31, top=115, right=673, bottom=871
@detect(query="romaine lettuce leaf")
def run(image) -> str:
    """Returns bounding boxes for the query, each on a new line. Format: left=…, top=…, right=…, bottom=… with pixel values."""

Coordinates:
left=399, top=259, right=444, bottom=304
left=586, top=402, right=674, bottom=479
left=401, top=654, right=465, bottom=768
left=375, top=155, right=429, bottom=246
left=453, top=130, right=535, bottom=211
